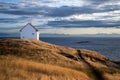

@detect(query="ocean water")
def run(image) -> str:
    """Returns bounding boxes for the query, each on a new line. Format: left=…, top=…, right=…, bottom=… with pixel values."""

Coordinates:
left=41, top=37, right=120, bottom=61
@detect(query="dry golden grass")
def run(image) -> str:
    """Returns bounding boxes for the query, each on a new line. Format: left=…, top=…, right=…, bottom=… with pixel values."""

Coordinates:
left=0, top=39, right=120, bottom=80
left=0, top=39, right=87, bottom=71
left=0, top=55, right=90, bottom=80
left=79, top=49, right=120, bottom=80
left=103, top=73, right=120, bottom=80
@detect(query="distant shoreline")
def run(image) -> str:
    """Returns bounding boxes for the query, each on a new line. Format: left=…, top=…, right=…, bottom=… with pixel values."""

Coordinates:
left=0, top=36, right=120, bottom=39
left=0, top=37, right=20, bottom=39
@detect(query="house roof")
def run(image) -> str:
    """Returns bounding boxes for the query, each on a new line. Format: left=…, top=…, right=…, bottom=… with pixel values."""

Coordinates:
left=20, top=23, right=39, bottom=32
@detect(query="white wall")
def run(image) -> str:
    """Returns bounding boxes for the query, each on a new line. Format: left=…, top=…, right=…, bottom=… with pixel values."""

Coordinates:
left=36, top=32, right=40, bottom=40
left=20, top=24, right=39, bottom=40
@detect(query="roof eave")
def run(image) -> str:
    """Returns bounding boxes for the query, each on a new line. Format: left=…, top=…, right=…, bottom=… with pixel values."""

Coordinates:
left=20, top=23, right=39, bottom=32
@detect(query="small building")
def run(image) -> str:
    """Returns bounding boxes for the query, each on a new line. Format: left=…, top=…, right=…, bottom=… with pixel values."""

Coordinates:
left=20, top=23, right=40, bottom=40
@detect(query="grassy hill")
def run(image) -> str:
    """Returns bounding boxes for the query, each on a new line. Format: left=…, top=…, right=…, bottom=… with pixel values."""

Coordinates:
left=0, top=39, right=120, bottom=80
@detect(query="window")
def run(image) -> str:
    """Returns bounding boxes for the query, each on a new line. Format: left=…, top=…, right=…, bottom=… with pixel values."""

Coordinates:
left=32, top=33, right=34, bottom=35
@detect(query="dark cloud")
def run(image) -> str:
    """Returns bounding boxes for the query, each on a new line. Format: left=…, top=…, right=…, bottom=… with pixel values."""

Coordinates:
left=0, top=16, right=29, bottom=23
left=0, top=18, right=18, bottom=23
left=44, top=6, right=97, bottom=17
left=0, top=2, right=119, bottom=17
left=102, top=5, right=120, bottom=11
left=0, top=3, right=50, bottom=16
left=47, top=20, right=120, bottom=28
left=88, top=0, right=118, bottom=5
left=88, top=0, right=108, bottom=4
left=0, top=27, right=19, bottom=30
left=45, top=6, right=120, bottom=17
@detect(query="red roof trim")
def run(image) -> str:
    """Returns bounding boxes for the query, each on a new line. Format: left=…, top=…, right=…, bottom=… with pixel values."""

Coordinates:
left=20, top=23, right=39, bottom=32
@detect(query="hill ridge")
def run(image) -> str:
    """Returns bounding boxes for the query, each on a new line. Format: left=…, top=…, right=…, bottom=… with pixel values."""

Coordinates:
left=0, top=39, right=120, bottom=80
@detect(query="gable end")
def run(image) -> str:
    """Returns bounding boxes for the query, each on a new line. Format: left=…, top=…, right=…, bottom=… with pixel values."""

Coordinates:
left=20, top=23, right=39, bottom=32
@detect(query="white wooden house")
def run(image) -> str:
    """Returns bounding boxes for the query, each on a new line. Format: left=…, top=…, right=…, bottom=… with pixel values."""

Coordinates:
left=20, top=23, right=39, bottom=40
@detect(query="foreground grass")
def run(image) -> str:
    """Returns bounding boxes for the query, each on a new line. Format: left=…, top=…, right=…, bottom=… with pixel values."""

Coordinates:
left=0, top=55, right=90, bottom=80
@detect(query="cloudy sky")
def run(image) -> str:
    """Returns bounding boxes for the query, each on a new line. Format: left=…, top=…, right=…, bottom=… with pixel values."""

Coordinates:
left=0, top=0, right=120, bottom=36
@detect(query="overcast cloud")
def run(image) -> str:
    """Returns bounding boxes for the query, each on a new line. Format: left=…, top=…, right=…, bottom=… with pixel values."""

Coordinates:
left=0, top=0, right=120, bottom=35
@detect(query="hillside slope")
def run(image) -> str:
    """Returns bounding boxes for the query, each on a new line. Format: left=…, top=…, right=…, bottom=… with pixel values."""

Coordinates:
left=0, top=39, right=120, bottom=80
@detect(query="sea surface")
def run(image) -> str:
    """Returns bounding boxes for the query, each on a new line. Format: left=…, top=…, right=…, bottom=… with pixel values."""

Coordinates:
left=41, top=37, right=120, bottom=61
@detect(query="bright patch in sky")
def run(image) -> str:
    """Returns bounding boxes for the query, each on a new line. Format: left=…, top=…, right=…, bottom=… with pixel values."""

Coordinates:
left=41, top=27, right=120, bottom=35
